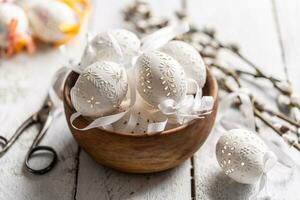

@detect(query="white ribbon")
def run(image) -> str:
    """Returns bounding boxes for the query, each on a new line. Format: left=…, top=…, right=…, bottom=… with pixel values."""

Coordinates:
left=141, top=21, right=190, bottom=52
left=219, top=88, right=255, bottom=131
left=47, top=66, right=73, bottom=120
left=217, top=89, right=295, bottom=199
left=155, top=78, right=214, bottom=130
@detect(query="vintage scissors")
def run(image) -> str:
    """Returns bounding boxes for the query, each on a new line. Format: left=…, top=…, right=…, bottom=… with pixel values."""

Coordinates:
left=0, top=51, right=69, bottom=175
left=0, top=94, right=58, bottom=175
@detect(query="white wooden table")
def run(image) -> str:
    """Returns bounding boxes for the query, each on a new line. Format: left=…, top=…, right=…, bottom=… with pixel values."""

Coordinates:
left=1, top=0, right=300, bottom=199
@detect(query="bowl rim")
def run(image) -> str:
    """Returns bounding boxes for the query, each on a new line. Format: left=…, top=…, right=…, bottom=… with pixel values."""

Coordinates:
left=63, top=67, right=218, bottom=138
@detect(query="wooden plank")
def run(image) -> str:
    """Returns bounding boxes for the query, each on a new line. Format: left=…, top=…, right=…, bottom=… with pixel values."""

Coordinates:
left=272, top=0, right=300, bottom=90
left=270, top=0, right=300, bottom=197
left=0, top=24, right=87, bottom=200
left=188, top=0, right=300, bottom=199
left=76, top=151, right=191, bottom=200
left=75, top=1, right=192, bottom=200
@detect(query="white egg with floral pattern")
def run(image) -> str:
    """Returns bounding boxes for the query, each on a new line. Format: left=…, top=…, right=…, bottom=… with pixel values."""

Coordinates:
left=216, top=129, right=269, bottom=184
left=160, top=40, right=207, bottom=92
left=80, top=29, right=140, bottom=70
left=71, top=61, right=128, bottom=117
left=135, top=50, right=187, bottom=107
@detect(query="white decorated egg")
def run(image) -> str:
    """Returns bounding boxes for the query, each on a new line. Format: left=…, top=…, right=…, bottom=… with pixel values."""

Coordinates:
left=80, top=29, right=140, bottom=70
left=160, top=40, right=207, bottom=90
left=0, top=3, right=29, bottom=47
left=112, top=95, right=165, bottom=134
left=70, top=61, right=128, bottom=117
left=216, top=129, right=269, bottom=184
left=27, top=0, right=78, bottom=43
left=135, top=50, right=187, bottom=107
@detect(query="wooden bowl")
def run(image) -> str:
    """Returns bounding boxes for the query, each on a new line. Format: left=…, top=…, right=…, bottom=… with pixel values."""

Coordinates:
left=63, top=68, right=218, bottom=173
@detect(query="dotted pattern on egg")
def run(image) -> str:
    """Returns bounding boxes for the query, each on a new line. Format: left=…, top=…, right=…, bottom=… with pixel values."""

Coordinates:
left=112, top=111, right=158, bottom=135
left=216, top=129, right=268, bottom=184
left=160, top=40, right=207, bottom=88
left=71, top=61, right=128, bottom=117
left=136, top=51, right=187, bottom=106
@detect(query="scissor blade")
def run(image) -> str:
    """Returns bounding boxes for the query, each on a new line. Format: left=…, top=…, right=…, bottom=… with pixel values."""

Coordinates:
left=0, top=116, right=36, bottom=157
left=30, top=111, right=53, bottom=149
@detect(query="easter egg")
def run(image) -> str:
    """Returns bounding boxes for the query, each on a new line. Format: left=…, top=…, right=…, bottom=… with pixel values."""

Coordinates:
left=70, top=61, right=128, bottom=117
left=216, top=129, right=269, bottom=184
left=0, top=3, right=29, bottom=47
left=135, top=50, right=187, bottom=107
left=112, top=95, right=166, bottom=135
left=80, top=29, right=140, bottom=70
left=27, top=0, right=78, bottom=43
left=160, top=40, right=207, bottom=90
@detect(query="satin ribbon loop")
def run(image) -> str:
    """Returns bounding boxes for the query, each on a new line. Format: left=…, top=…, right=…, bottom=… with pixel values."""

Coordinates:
left=157, top=94, right=214, bottom=126
left=155, top=78, right=214, bottom=127
left=158, top=99, right=178, bottom=115
left=263, top=151, right=277, bottom=173
left=141, top=21, right=190, bottom=52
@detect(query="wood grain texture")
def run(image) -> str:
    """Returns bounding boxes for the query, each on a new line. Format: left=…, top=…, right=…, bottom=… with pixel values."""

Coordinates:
left=270, top=1, right=300, bottom=198
left=0, top=51, right=80, bottom=200
left=76, top=151, right=192, bottom=200
left=63, top=68, right=218, bottom=173
left=273, top=0, right=300, bottom=91
left=273, top=0, right=300, bottom=157
left=188, top=0, right=298, bottom=199
left=1, top=0, right=300, bottom=199
left=0, top=20, right=87, bottom=199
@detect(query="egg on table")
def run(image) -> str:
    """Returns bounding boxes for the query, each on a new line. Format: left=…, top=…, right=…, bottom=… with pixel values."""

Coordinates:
left=0, top=2, right=30, bottom=49
left=135, top=50, right=187, bottom=107
left=27, top=0, right=79, bottom=44
left=71, top=61, right=128, bottom=117
left=80, top=29, right=140, bottom=70
left=160, top=40, right=206, bottom=93
left=216, top=129, right=270, bottom=184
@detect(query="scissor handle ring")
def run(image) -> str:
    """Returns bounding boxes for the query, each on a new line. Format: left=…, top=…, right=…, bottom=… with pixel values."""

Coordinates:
left=25, top=146, right=57, bottom=175
left=0, top=136, right=8, bottom=148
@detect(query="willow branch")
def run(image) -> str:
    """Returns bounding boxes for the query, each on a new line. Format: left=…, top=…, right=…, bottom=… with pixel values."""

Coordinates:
left=217, top=69, right=300, bottom=152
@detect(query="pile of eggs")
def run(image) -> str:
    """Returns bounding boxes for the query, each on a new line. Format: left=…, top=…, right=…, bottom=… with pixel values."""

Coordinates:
left=70, top=28, right=208, bottom=134
left=0, top=0, right=89, bottom=56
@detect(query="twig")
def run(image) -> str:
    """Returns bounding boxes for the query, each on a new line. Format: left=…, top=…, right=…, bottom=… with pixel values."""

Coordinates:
left=218, top=74, right=300, bottom=152
left=261, top=107, right=300, bottom=128
left=236, top=69, right=281, bottom=82
left=210, top=63, right=241, bottom=87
